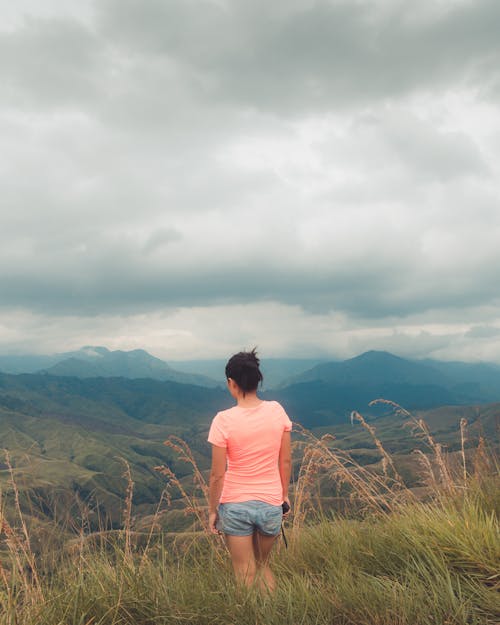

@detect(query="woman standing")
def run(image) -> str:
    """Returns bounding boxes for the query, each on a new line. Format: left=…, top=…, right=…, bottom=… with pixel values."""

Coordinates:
left=208, top=349, right=292, bottom=591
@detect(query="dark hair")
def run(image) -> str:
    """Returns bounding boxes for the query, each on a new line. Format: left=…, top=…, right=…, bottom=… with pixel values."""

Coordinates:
left=225, top=348, right=263, bottom=395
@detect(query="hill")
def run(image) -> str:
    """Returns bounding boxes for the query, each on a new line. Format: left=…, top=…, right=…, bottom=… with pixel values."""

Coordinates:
left=1, top=367, right=499, bottom=530
left=170, top=357, right=326, bottom=388
left=1, top=349, right=324, bottom=389
left=38, top=346, right=219, bottom=387
left=275, top=351, right=500, bottom=427
left=0, top=371, right=232, bottom=526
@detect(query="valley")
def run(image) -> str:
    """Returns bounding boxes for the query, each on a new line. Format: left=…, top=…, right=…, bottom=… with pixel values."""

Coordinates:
left=1, top=347, right=499, bottom=537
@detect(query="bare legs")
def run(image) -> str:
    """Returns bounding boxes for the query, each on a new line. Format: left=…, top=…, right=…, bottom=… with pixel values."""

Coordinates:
left=225, top=532, right=278, bottom=591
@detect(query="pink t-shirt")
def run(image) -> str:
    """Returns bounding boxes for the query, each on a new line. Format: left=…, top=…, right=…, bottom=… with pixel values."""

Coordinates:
left=208, top=400, right=292, bottom=506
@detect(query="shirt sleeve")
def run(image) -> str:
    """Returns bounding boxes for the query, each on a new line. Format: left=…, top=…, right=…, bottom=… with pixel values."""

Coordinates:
left=207, top=413, right=228, bottom=447
left=276, top=402, right=292, bottom=432
left=283, top=411, right=292, bottom=432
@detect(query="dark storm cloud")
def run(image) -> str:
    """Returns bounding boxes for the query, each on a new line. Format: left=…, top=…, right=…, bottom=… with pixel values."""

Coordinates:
left=1, top=215, right=500, bottom=319
left=97, top=0, right=500, bottom=112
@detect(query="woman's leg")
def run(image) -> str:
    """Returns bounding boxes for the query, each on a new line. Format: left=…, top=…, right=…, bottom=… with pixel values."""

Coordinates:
left=252, top=532, right=278, bottom=592
left=225, top=534, right=257, bottom=587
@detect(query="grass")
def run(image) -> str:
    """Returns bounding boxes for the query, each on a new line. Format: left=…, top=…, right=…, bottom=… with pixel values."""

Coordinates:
left=0, top=402, right=499, bottom=625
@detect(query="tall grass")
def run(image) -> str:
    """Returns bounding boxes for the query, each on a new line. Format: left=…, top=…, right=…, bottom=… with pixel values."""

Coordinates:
left=1, top=403, right=499, bottom=625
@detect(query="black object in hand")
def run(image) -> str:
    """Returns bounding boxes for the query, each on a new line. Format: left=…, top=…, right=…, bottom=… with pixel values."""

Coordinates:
left=282, top=501, right=290, bottom=514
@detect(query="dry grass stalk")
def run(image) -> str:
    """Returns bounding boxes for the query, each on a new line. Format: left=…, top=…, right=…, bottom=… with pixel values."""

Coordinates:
left=414, top=419, right=455, bottom=493
left=154, top=464, right=206, bottom=533
left=3, top=450, right=43, bottom=600
left=119, top=458, right=134, bottom=561
left=412, top=448, right=439, bottom=491
left=1, top=513, right=31, bottom=592
left=460, top=418, right=468, bottom=484
left=369, top=398, right=412, bottom=418
left=291, top=441, right=323, bottom=530
left=472, top=436, right=498, bottom=479
left=154, top=453, right=228, bottom=565
left=0, top=557, right=9, bottom=589
left=292, top=424, right=405, bottom=523
left=351, top=410, right=405, bottom=486
left=155, top=434, right=212, bottom=533
left=163, top=436, right=209, bottom=501
left=139, top=487, right=171, bottom=569
left=371, top=399, right=458, bottom=494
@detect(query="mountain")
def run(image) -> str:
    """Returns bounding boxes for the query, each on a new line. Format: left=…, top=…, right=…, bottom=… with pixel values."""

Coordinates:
left=0, top=348, right=325, bottom=389
left=1, top=367, right=498, bottom=531
left=170, top=357, right=326, bottom=388
left=274, top=351, right=500, bottom=427
left=0, top=370, right=231, bottom=527
left=422, top=359, right=500, bottom=400
left=38, top=346, right=219, bottom=387
left=0, top=353, right=61, bottom=374
left=282, top=351, right=448, bottom=387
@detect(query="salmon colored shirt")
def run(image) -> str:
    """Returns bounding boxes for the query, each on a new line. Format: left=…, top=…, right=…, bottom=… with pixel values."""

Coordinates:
left=208, top=400, right=292, bottom=506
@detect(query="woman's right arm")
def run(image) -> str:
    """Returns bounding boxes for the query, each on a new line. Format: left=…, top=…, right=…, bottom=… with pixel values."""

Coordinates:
left=208, top=444, right=226, bottom=533
left=278, top=430, right=292, bottom=512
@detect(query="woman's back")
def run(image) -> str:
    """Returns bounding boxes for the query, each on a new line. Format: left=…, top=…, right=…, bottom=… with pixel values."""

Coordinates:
left=208, top=400, right=291, bottom=505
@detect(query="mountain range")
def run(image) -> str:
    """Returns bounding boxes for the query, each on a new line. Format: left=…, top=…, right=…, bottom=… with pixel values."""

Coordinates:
left=2, top=345, right=500, bottom=400
left=0, top=346, right=219, bottom=387
left=273, top=350, right=500, bottom=426
left=1, top=348, right=500, bottom=427
left=0, top=347, right=326, bottom=389
left=1, top=349, right=498, bottom=530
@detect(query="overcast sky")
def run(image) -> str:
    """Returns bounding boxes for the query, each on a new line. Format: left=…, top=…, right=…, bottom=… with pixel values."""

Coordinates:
left=1, top=0, right=500, bottom=362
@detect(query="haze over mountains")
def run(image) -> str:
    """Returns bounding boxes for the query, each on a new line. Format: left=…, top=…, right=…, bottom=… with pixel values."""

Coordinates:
left=1, top=347, right=498, bottom=529
left=0, top=346, right=324, bottom=388
left=1, top=346, right=500, bottom=397
left=0, top=346, right=218, bottom=387
left=1, top=347, right=500, bottom=426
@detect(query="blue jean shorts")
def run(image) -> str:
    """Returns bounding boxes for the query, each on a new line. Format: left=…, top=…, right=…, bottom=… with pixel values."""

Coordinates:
left=217, top=500, right=282, bottom=537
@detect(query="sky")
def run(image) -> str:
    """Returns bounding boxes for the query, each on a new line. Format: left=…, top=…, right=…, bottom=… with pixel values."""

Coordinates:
left=1, top=0, right=500, bottom=362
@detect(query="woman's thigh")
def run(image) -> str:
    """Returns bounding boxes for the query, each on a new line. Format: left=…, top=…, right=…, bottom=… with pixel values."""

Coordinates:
left=252, top=531, right=277, bottom=564
left=225, top=534, right=256, bottom=575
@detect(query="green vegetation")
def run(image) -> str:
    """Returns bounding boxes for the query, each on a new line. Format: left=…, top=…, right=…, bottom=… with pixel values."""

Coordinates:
left=1, top=489, right=498, bottom=625
left=1, top=368, right=499, bottom=534
left=1, top=400, right=499, bottom=625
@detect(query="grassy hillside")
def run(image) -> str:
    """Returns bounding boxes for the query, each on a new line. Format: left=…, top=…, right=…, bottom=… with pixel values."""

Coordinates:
left=1, top=370, right=499, bottom=531
left=0, top=425, right=498, bottom=625
left=0, top=372, right=232, bottom=528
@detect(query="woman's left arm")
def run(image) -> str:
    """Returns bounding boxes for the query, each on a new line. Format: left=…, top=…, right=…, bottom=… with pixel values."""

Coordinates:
left=208, top=444, right=226, bottom=534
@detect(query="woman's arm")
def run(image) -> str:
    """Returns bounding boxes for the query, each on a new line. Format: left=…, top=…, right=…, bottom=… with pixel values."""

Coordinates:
left=208, top=444, right=226, bottom=533
left=278, top=430, right=292, bottom=510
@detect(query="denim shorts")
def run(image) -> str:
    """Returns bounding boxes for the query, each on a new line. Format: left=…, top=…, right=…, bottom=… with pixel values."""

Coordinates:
left=217, top=500, right=282, bottom=537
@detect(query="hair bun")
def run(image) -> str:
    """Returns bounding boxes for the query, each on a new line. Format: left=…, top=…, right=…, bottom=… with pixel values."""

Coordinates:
left=225, top=348, right=263, bottom=394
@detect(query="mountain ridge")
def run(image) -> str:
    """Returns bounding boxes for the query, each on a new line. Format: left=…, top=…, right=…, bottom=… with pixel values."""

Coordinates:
left=38, top=346, right=220, bottom=387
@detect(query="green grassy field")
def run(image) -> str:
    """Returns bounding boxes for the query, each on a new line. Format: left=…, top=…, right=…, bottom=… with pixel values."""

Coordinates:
left=1, top=400, right=499, bottom=625
left=1, top=395, right=499, bottom=536
left=0, top=478, right=498, bottom=624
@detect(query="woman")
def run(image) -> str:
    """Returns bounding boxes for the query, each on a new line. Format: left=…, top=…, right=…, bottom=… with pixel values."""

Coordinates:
left=208, top=349, right=292, bottom=591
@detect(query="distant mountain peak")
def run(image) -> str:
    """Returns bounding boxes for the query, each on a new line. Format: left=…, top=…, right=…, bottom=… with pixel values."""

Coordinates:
left=78, top=346, right=109, bottom=357
left=354, top=350, right=404, bottom=361
left=38, top=345, right=219, bottom=387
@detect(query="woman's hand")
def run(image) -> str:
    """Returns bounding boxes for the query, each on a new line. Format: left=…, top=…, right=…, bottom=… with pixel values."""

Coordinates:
left=208, top=511, right=219, bottom=534
left=282, top=496, right=291, bottom=517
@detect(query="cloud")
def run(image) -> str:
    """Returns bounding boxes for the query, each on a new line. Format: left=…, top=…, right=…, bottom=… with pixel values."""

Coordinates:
left=95, top=0, right=500, bottom=113
left=464, top=325, right=500, bottom=339
left=0, top=16, right=104, bottom=109
left=1, top=1, right=500, bottom=360
left=3, top=303, right=500, bottom=365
